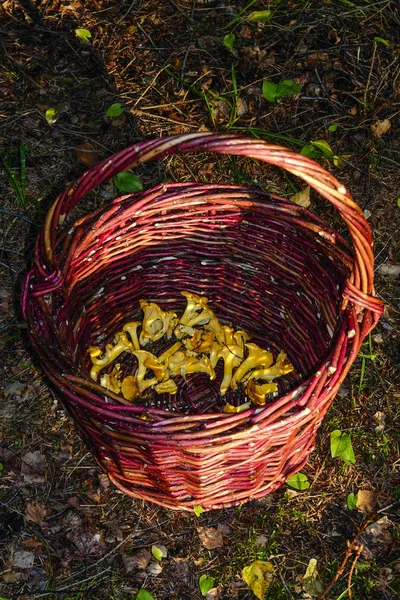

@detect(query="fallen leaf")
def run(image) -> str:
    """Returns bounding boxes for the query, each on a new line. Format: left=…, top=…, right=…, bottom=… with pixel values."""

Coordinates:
left=290, top=186, right=311, bottom=208
left=64, top=512, right=105, bottom=558
left=25, top=502, right=48, bottom=524
left=302, top=558, right=324, bottom=597
left=373, top=411, right=386, bottom=432
left=21, top=451, right=47, bottom=485
left=197, top=526, right=224, bottom=550
left=12, top=550, right=35, bottom=569
left=360, top=516, right=394, bottom=559
left=75, top=143, right=101, bottom=167
left=171, top=557, right=190, bottom=582
left=357, top=490, right=376, bottom=513
left=375, top=567, right=393, bottom=591
left=122, top=549, right=151, bottom=573
left=242, top=560, right=274, bottom=599
left=205, top=587, right=221, bottom=600
left=370, top=119, right=391, bottom=138
left=146, top=560, right=163, bottom=576
left=376, top=262, right=400, bottom=277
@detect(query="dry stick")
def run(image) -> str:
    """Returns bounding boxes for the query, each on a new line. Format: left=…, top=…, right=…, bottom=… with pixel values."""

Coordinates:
left=347, top=544, right=364, bottom=600
left=317, top=520, right=370, bottom=600
left=363, top=40, right=377, bottom=115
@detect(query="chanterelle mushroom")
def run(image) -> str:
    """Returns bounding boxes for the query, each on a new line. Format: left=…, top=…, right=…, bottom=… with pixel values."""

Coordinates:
left=209, top=326, right=248, bottom=395
left=244, top=351, right=294, bottom=383
left=168, top=350, right=215, bottom=380
left=100, top=364, right=122, bottom=394
left=175, top=292, right=214, bottom=338
left=246, top=380, right=278, bottom=406
left=230, top=343, right=274, bottom=389
left=122, top=321, right=142, bottom=350
left=139, top=300, right=178, bottom=346
left=89, top=331, right=133, bottom=381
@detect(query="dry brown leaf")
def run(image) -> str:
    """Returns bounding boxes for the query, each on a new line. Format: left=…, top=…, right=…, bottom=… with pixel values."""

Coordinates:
left=64, top=513, right=106, bottom=557
left=357, top=490, right=376, bottom=513
left=122, top=549, right=151, bottom=573
left=21, top=451, right=47, bottom=485
left=25, top=502, right=48, bottom=524
left=376, top=262, right=400, bottom=277
left=197, top=526, right=224, bottom=549
left=290, top=186, right=311, bottom=208
left=370, top=119, right=391, bottom=138
left=74, top=143, right=102, bottom=167
left=12, top=550, right=35, bottom=569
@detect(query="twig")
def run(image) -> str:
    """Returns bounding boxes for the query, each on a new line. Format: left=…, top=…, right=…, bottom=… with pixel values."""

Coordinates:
left=0, top=208, right=38, bottom=225
left=180, top=0, right=197, bottom=87
left=317, top=520, right=370, bottom=600
left=347, top=544, right=363, bottom=600
left=363, top=40, right=377, bottom=115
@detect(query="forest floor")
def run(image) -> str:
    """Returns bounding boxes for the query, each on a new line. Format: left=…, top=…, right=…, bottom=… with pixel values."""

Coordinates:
left=0, top=1, right=399, bottom=599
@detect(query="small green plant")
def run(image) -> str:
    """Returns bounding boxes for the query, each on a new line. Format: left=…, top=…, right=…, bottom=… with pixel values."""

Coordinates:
left=199, top=574, right=215, bottom=596
left=0, top=463, right=3, bottom=476
left=301, top=139, right=350, bottom=168
left=106, top=103, right=124, bottom=118
left=135, top=589, right=155, bottom=600
left=75, top=28, right=91, bottom=43
left=357, top=334, right=377, bottom=393
left=113, top=171, right=143, bottom=193
left=151, top=544, right=167, bottom=562
left=223, top=33, right=235, bottom=50
left=347, top=492, right=357, bottom=510
left=45, top=107, right=59, bottom=125
left=1, top=143, right=27, bottom=207
left=193, top=504, right=204, bottom=517
left=262, top=79, right=301, bottom=103
left=286, top=472, right=310, bottom=490
left=330, top=430, right=356, bottom=465
left=246, top=10, right=271, bottom=22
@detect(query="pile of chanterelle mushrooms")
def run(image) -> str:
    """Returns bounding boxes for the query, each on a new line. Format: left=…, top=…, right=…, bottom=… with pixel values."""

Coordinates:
left=88, top=292, right=293, bottom=412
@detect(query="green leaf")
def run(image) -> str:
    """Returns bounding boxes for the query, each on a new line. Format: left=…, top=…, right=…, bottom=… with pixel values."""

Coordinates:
left=75, top=28, right=92, bottom=43
left=193, top=505, right=204, bottom=517
left=328, top=124, right=338, bottom=132
left=113, top=172, right=143, bottom=193
left=311, top=139, right=334, bottom=158
left=286, top=472, right=310, bottom=490
left=275, top=79, right=301, bottom=99
left=0, top=462, right=3, bottom=476
left=136, top=590, right=155, bottom=600
left=242, top=560, right=274, bottom=599
left=262, top=80, right=278, bottom=103
left=151, top=544, right=167, bottom=561
left=45, top=107, right=58, bottom=125
left=397, top=198, right=400, bottom=208
left=347, top=492, right=358, bottom=510
left=300, top=144, right=318, bottom=159
left=106, top=103, right=124, bottom=117
left=330, top=430, right=356, bottom=465
left=374, top=37, right=390, bottom=47
left=223, top=33, right=236, bottom=50
left=247, top=10, right=271, bottom=22
left=199, top=575, right=215, bottom=596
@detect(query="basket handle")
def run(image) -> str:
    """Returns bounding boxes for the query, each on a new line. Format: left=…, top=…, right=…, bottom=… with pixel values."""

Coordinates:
left=37, top=132, right=383, bottom=316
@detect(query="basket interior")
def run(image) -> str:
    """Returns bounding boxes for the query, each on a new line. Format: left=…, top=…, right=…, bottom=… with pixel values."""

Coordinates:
left=56, top=182, right=353, bottom=414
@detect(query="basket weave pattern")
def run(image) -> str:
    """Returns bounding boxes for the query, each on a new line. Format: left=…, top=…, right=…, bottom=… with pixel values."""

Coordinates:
left=23, top=134, right=383, bottom=511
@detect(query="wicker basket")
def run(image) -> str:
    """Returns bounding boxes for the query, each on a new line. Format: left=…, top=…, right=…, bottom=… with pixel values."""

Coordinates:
left=22, top=133, right=383, bottom=511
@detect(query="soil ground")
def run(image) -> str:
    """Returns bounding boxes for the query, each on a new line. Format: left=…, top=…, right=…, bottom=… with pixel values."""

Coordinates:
left=0, top=1, right=399, bottom=599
